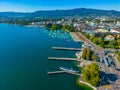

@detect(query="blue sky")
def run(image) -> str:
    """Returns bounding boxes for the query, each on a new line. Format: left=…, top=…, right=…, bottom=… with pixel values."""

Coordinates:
left=0, top=0, right=120, bottom=12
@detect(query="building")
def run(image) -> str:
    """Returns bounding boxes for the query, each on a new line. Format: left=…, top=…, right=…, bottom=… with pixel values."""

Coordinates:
left=96, top=28, right=108, bottom=33
left=104, top=35, right=115, bottom=41
left=110, top=28, right=120, bottom=33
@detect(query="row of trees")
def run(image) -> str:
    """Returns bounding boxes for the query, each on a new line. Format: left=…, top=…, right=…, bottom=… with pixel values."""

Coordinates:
left=82, top=63, right=101, bottom=86
left=45, top=23, right=75, bottom=31
left=81, top=48, right=97, bottom=60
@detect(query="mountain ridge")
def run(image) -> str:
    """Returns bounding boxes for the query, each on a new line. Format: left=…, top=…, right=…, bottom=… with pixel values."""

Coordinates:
left=0, top=8, right=120, bottom=18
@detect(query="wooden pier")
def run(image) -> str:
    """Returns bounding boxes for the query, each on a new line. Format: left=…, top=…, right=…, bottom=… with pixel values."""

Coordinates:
left=52, top=47, right=81, bottom=51
left=48, top=57, right=79, bottom=61
left=47, top=71, right=66, bottom=75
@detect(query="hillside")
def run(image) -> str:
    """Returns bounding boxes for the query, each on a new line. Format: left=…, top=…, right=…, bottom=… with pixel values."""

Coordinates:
left=0, top=8, right=120, bottom=18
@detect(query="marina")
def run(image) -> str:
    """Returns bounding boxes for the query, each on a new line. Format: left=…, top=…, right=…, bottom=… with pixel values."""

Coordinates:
left=47, top=31, right=82, bottom=78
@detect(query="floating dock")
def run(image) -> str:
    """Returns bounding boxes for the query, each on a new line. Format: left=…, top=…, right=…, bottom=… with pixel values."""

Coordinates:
left=52, top=47, right=81, bottom=51
left=48, top=57, right=79, bottom=61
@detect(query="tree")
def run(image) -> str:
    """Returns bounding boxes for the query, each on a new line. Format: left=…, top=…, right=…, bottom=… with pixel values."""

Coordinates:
left=109, top=40, right=117, bottom=48
left=69, top=27, right=75, bottom=32
left=82, top=63, right=101, bottom=86
left=94, top=19, right=100, bottom=23
left=91, top=52, right=97, bottom=60
left=45, top=23, right=52, bottom=29
left=93, top=38, right=98, bottom=44
left=51, top=25, right=57, bottom=30
left=62, top=25, right=67, bottom=29
left=117, top=40, right=120, bottom=48
left=82, top=48, right=87, bottom=59
left=89, top=36, right=95, bottom=42
left=84, top=33, right=90, bottom=39
left=86, top=48, right=91, bottom=60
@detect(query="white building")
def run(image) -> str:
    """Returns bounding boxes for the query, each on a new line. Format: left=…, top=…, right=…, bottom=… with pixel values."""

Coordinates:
left=110, top=28, right=120, bottom=33
left=104, top=35, right=115, bottom=41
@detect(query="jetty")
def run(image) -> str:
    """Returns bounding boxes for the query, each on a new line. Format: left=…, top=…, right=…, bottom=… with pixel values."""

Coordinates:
left=47, top=71, right=81, bottom=76
left=48, top=57, right=79, bottom=61
left=52, top=47, right=81, bottom=51
left=66, top=71, right=81, bottom=76
left=47, top=71, right=66, bottom=75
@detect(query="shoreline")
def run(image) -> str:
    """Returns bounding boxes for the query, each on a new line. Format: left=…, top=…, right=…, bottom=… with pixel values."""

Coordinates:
left=79, top=80, right=97, bottom=90
left=70, top=32, right=97, bottom=90
left=76, top=78, right=94, bottom=90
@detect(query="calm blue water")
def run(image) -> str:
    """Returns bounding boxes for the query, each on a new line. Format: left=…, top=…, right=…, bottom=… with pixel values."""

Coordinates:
left=0, top=24, right=82, bottom=90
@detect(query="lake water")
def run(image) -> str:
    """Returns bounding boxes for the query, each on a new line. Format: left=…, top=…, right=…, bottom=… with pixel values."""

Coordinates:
left=0, top=24, right=82, bottom=90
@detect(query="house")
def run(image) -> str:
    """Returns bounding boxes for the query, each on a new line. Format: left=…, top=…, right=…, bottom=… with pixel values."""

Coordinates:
left=96, top=28, right=108, bottom=33
left=104, top=35, right=115, bottom=41
left=110, top=28, right=120, bottom=33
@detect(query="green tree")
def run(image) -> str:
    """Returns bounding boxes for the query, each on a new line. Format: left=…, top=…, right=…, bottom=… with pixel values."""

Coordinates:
left=109, top=40, right=116, bottom=48
left=69, top=27, right=75, bottom=32
left=94, top=19, right=100, bottom=23
left=89, top=36, right=95, bottom=42
left=51, top=25, right=57, bottom=30
left=62, top=25, right=67, bottom=29
left=45, top=23, right=52, bottom=29
left=82, top=63, right=101, bottom=86
left=93, top=38, right=98, bottom=44
left=92, top=52, right=97, bottom=60
left=117, top=40, right=120, bottom=48
left=84, top=33, right=90, bottom=39
left=86, top=48, right=91, bottom=60
left=82, top=48, right=87, bottom=59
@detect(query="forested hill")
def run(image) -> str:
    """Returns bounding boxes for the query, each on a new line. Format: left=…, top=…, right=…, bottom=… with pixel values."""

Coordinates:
left=1, top=8, right=120, bottom=18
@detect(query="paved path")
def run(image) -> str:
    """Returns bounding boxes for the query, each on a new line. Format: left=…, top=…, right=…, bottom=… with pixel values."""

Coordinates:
left=79, top=80, right=97, bottom=90
left=70, top=32, right=84, bottom=42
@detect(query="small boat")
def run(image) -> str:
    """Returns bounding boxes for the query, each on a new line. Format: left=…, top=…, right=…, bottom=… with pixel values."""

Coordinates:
left=59, top=67, right=79, bottom=73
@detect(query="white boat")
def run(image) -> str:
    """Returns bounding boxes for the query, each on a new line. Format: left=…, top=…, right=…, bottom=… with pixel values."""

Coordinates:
left=59, top=67, right=79, bottom=73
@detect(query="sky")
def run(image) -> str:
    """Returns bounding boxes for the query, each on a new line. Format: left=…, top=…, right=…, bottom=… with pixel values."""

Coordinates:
left=1, top=0, right=120, bottom=12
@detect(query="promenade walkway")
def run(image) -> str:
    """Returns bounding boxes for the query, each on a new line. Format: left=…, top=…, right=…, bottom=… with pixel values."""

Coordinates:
left=70, top=32, right=84, bottom=42
left=79, top=80, right=97, bottom=90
